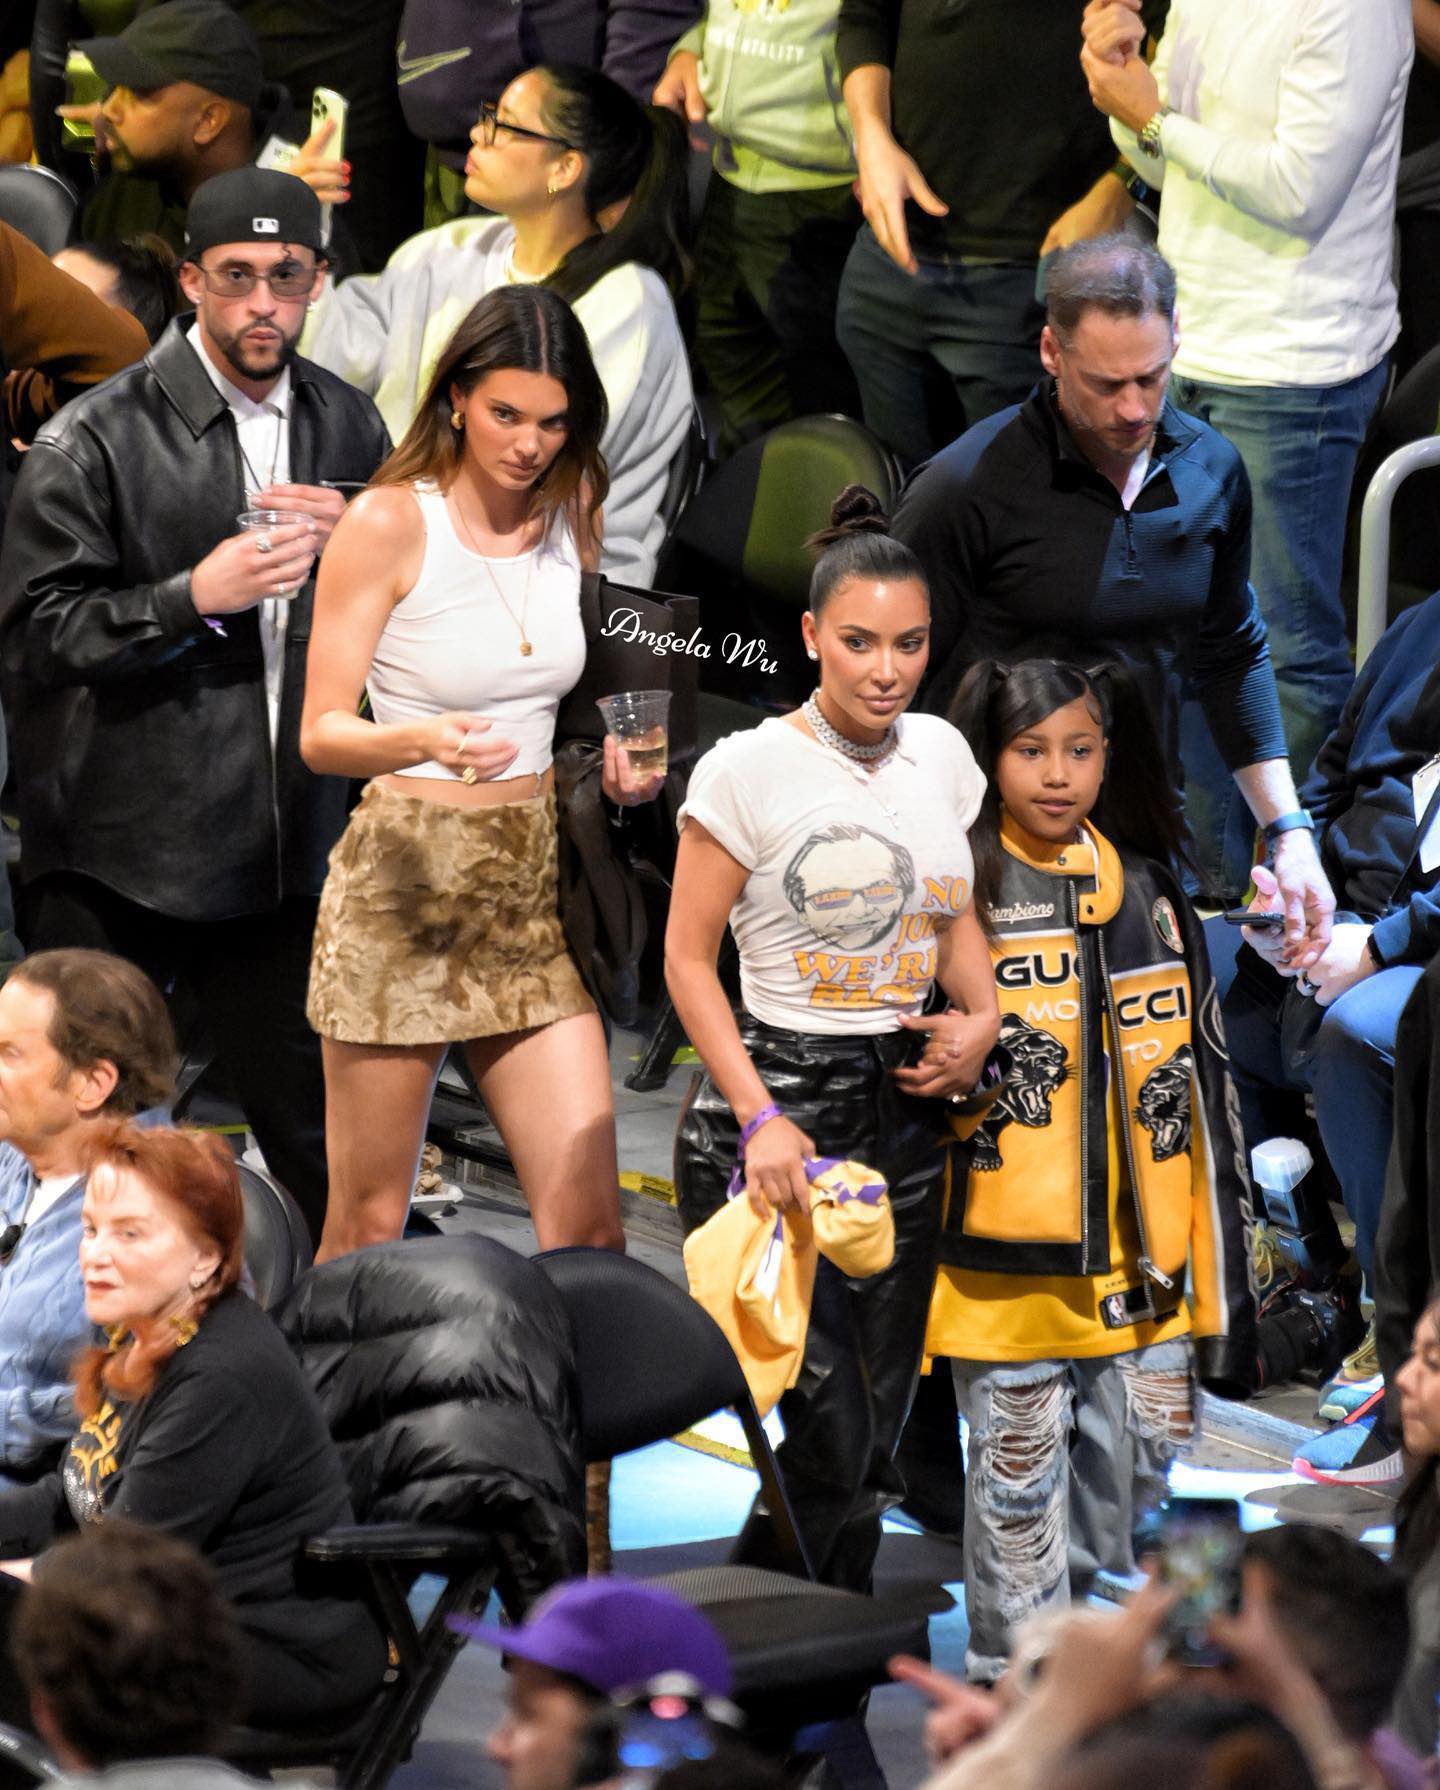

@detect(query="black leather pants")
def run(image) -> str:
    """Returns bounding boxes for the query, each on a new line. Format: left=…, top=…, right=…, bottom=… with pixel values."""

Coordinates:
left=675, top=1017, right=949, bottom=1591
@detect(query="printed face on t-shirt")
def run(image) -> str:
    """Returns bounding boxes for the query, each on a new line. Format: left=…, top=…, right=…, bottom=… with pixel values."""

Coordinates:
left=782, top=826, right=914, bottom=952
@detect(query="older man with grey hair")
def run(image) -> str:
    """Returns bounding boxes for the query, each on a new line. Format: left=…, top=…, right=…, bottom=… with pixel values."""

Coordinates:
left=891, top=233, right=1333, bottom=953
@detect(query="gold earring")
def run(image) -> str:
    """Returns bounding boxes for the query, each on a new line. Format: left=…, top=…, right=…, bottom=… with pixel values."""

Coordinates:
left=450, top=409, right=464, bottom=430
left=547, top=178, right=560, bottom=198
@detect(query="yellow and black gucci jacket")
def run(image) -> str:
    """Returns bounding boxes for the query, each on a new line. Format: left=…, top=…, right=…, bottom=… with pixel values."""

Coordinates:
left=930, top=816, right=1256, bottom=1395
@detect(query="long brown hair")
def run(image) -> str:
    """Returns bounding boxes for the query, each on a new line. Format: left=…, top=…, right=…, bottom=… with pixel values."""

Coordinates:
left=373, top=283, right=609, bottom=547
left=72, top=1124, right=245, bottom=1416
left=1397, top=1292, right=1440, bottom=1580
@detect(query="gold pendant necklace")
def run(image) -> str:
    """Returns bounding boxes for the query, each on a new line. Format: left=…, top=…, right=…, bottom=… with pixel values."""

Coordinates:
left=452, top=495, right=535, bottom=656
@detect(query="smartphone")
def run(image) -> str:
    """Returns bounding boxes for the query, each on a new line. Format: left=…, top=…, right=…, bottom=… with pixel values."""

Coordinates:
left=1155, top=1495, right=1243, bottom=1667
left=311, top=86, right=348, bottom=244
left=1222, top=908, right=1285, bottom=928
left=62, top=50, right=106, bottom=149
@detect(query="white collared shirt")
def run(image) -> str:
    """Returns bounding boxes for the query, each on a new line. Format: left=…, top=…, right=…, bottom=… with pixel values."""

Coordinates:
left=1116, top=0, right=1412, bottom=387
left=187, top=324, right=293, bottom=742
left=679, top=713, right=986, bottom=1035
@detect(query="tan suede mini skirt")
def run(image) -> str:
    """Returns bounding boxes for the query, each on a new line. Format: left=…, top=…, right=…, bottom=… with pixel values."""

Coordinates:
left=307, top=780, right=595, bottom=1046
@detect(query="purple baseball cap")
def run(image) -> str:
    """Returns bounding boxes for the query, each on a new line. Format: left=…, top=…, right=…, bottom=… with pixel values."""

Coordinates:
left=450, top=1577, right=733, bottom=1697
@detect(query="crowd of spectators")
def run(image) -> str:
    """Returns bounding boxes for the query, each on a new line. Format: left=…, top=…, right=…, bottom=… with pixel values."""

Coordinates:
left=2, top=0, right=1440, bottom=1785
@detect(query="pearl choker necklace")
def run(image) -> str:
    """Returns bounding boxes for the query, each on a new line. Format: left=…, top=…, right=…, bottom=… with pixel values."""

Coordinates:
left=803, top=693, right=897, bottom=766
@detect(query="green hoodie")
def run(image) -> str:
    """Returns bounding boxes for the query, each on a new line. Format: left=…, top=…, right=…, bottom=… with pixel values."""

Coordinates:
left=672, top=0, right=855, bottom=194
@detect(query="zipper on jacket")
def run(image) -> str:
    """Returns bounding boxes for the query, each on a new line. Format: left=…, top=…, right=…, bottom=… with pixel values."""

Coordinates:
left=1095, top=927, right=1174, bottom=1295
left=1120, top=509, right=1138, bottom=579
left=1070, top=880, right=1093, bottom=1270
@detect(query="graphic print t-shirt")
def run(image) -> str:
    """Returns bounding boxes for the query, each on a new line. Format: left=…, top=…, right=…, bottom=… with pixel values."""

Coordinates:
left=679, top=715, right=986, bottom=1034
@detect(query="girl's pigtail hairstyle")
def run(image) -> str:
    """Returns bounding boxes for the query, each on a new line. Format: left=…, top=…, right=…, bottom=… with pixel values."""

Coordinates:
left=805, top=484, right=928, bottom=615
left=947, top=660, right=1025, bottom=938
left=1084, top=660, right=1192, bottom=878
left=72, top=1123, right=246, bottom=1419
left=538, top=66, right=692, bottom=304
left=950, top=656, right=1192, bottom=941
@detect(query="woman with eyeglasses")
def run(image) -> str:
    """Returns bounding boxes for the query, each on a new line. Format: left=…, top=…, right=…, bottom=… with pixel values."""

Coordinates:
left=300, top=282, right=660, bottom=1265
left=301, top=63, right=692, bottom=585
left=665, top=485, right=1000, bottom=1591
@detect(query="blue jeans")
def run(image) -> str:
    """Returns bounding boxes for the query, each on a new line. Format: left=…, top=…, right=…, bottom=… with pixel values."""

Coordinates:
left=1220, top=941, right=1422, bottom=1285
left=1173, top=362, right=1388, bottom=898
left=953, top=1339, right=1193, bottom=1681
left=836, top=223, right=1044, bottom=469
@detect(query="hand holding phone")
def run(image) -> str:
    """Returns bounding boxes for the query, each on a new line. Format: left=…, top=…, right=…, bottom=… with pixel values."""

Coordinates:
left=60, top=51, right=106, bottom=150
left=1222, top=908, right=1285, bottom=928
left=309, top=87, right=349, bottom=240
left=1153, top=1496, right=1243, bottom=1667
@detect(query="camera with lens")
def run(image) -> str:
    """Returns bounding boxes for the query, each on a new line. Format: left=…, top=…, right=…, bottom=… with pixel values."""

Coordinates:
left=1250, top=1138, right=1365, bottom=1388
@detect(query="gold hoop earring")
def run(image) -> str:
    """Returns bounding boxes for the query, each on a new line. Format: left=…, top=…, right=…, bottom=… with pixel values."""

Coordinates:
left=546, top=178, right=560, bottom=198
left=450, top=409, right=464, bottom=431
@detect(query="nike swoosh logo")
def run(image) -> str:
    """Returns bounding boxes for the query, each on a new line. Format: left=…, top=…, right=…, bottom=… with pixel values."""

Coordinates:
left=396, top=41, right=474, bottom=84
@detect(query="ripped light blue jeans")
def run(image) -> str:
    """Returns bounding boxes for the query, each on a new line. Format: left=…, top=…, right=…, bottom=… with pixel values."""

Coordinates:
left=952, top=1337, right=1195, bottom=1681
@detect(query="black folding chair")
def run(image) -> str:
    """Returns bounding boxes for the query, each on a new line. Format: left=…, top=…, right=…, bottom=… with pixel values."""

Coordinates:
left=536, top=1247, right=947, bottom=1747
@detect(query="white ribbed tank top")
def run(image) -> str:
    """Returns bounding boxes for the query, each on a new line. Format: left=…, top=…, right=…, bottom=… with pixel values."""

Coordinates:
left=368, top=485, right=586, bottom=780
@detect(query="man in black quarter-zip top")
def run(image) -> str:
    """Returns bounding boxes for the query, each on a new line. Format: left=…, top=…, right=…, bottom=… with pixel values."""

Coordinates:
left=892, top=234, right=1333, bottom=946
left=0, top=169, right=390, bottom=1242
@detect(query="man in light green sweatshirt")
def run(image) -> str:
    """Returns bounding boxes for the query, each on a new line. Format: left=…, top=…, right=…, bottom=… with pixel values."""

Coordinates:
left=654, top=0, right=861, bottom=452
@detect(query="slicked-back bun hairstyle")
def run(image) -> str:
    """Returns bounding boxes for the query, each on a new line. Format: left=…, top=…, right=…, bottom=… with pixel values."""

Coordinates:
left=806, top=484, right=928, bottom=616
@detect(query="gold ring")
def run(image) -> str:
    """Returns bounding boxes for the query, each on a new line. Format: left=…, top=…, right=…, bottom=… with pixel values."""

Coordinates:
left=460, top=767, right=478, bottom=786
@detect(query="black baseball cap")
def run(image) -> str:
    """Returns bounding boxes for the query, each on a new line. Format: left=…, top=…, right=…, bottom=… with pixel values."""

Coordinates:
left=185, top=167, right=326, bottom=261
left=79, top=0, right=265, bottom=110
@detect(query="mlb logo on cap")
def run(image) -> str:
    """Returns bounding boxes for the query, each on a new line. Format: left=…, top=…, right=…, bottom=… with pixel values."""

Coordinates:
left=183, top=168, right=326, bottom=260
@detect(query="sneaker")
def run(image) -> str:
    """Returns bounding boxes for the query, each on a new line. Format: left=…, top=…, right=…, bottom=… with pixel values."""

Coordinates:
left=1317, top=1322, right=1381, bottom=1421
left=1318, top=1373, right=1384, bottom=1422
left=1292, top=1392, right=1404, bottom=1487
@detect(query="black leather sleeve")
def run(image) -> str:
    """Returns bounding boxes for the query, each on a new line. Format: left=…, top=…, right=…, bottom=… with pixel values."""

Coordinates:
left=0, top=436, right=208, bottom=691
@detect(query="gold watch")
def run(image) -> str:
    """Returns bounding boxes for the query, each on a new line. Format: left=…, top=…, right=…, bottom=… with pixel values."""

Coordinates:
left=1137, top=107, right=1169, bottom=159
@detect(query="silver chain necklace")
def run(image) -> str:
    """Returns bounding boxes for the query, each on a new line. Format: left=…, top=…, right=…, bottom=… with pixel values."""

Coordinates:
left=802, top=692, right=896, bottom=768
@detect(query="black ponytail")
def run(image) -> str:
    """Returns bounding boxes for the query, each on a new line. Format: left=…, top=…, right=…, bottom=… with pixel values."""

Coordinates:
left=806, top=484, right=928, bottom=615
left=949, top=657, right=1190, bottom=937
left=537, top=66, right=691, bottom=305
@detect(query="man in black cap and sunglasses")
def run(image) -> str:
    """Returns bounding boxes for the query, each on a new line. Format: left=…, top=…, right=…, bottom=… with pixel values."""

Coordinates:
left=76, top=0, right=295, bottom=256
left=0, top=167, right=390, bottom=1245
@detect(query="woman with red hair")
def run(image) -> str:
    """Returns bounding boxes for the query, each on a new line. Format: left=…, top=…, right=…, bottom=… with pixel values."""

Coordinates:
left=0, top=1124, right=385, bottom=1730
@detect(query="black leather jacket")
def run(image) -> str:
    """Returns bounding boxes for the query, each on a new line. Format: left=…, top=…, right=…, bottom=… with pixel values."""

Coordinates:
left=0, top=318, right=391, bottom=920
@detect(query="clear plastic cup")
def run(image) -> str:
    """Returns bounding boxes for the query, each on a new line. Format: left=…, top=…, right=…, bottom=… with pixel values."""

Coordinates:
left=236, top=509, right=315, bottom=595
left=596, top=689, right=671, bottom=779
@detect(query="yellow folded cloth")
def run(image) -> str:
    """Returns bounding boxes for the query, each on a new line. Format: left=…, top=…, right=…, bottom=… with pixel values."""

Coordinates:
left=683, top=1158, right=893, bottom=1416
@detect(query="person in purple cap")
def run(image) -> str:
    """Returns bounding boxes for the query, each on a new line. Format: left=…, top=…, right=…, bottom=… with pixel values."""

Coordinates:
left=454, top=1577, right=731, bottom=1790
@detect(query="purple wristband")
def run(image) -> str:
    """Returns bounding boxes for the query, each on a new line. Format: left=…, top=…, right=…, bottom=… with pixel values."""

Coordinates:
left=738, top=1103, right=782, bottom=1153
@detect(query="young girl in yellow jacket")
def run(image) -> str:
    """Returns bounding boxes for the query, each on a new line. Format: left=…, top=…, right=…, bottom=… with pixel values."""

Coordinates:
left=927, top=659, right=1255, bottom=1681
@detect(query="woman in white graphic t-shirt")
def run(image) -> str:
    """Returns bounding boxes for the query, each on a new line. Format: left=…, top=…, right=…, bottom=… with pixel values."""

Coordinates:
left=665, top=484, right=1001, bottom=1591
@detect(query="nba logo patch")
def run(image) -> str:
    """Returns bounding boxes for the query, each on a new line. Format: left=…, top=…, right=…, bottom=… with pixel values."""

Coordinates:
left=1152, top=896, right=1183, bottom=955
left=1101, top=1293, right=1128, bottom=1329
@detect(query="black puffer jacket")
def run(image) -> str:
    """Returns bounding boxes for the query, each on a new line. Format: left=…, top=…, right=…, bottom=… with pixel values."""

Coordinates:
left=273, top=1235, right=586, bottom=1614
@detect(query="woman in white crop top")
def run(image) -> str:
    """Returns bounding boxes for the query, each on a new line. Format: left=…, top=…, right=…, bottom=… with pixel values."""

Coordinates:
left=665, top=487, right=1001, bottom=1591
left=300, top=285, right=661, bottom=1265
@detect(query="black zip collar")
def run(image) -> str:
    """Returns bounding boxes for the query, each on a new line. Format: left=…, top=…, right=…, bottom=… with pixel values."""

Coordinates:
left=1022, top=379, right=1199, bottom=494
